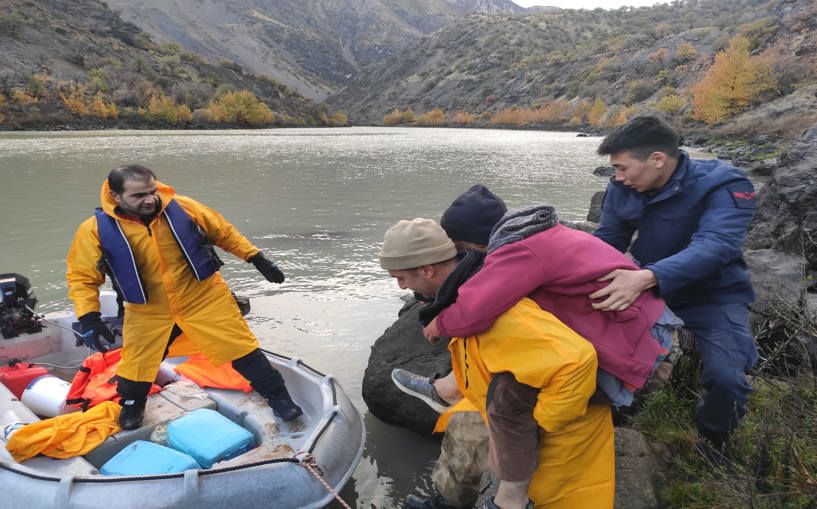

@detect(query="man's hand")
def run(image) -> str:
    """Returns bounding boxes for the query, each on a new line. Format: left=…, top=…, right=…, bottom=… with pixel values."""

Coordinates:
left=77, top=312, right=116, bottom=352
left=249, top=252, right=285, bottom=283
left=423, top=318, right=442, bottom=344
left=589, top=269, right=657, bottom=311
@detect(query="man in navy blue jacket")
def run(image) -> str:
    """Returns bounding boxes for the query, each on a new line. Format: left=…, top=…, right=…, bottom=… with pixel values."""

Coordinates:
left=590, top=116, right=758, bottom=454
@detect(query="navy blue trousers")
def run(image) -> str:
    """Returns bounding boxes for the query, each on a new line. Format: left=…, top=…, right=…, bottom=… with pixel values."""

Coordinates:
left=674, top=303, right=758, bottom=434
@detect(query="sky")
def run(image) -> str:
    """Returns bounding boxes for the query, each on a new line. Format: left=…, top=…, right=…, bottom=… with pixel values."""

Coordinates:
left=513, top=0, right=662, bottom=9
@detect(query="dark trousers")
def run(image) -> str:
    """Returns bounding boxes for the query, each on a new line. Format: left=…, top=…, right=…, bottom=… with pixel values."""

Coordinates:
left=486, top=372, right=540, bottom=482
left=674, top=302, right=758, bottom=434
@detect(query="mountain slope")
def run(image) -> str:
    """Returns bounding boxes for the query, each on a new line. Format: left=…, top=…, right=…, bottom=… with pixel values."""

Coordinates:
left=0, top=0, right=335, bottom=129
left=103, top=0, right=525, bottom=100
left=329, top=0, right=817, bottom=140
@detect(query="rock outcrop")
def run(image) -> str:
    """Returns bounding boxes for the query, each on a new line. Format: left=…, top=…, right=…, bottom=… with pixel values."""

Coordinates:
left=747, top=122, right=817, bottom=273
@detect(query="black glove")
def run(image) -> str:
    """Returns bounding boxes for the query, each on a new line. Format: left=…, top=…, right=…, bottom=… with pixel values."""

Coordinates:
left=249, top=252, right=285, bottom=283
left=77, top=312, right=116, bottom=353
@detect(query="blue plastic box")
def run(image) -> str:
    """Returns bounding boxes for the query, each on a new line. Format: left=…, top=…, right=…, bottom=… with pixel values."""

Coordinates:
left=167, top=408, right=255, bottom=468
left=100, top=440, right=200, bottom=475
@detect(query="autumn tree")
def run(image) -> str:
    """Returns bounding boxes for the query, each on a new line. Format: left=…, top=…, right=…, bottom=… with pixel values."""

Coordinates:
left=691, top=35, right=777, bottom=125
left=92, top=92, right=118, bottom=119
left=207, top=90, right=273, bottom=125
left=453, top=111, right=476, bottom=125
left=400, top=109, right=416, bottom=124
left=146, top=93, right=192, bottom=124
left=604, top=105, right=632, bottom=127
left=59, top=83, right=88, bottom=114
left=417, top=108, right=446, bottom=126
left=330, top=111, right=348, bottom=126
left=382, top=109, right=402, bottom=125
left=587, top=98, right=607, bottom=127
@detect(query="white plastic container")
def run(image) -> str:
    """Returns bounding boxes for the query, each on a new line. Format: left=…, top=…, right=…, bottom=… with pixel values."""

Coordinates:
left=3, top=410, right=25, bottom=440
left=21, top=375, right=74, bottom=418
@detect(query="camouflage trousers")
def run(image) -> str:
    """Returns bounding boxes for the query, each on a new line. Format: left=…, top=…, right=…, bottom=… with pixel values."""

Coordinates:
left=432, top=411, right=490, bottom=507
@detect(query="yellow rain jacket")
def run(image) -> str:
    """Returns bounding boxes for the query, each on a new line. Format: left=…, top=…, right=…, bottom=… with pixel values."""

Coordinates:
left=67, top=181, right=261, bottom=382
left=449, top=298, right=615, bottom=509
left=6, top=401, right=121, bottom=462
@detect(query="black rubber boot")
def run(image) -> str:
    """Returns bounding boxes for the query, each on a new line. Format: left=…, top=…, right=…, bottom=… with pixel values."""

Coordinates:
left=116, top=377, right=151, bottom=430
left=232, top=349, right=303, bottom=422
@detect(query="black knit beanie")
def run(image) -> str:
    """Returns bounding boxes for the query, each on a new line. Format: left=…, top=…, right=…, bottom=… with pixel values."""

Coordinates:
left=441, top=184, right=507, bottom=245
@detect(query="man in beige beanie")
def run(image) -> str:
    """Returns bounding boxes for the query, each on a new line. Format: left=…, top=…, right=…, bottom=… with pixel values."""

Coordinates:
left=378, top=218, right=615, bottom=509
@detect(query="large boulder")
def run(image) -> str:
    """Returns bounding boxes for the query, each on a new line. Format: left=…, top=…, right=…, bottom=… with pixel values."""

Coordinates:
left=586, top=190, right=606, bottom=223
left=362, top=298, right=452, bottom=435
left=614, top=427, right=667, bottom=509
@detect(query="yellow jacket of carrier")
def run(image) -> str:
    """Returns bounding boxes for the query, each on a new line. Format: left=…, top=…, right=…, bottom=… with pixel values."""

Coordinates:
left=66, top=181, right=261, bottom=381
left=449, top=297, right=598, bottom=432
left=449, top=297, right=615, bottom=509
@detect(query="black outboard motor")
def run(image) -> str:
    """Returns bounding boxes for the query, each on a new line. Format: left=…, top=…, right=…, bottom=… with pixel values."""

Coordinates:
left=0, top=273, right=43, bottom=339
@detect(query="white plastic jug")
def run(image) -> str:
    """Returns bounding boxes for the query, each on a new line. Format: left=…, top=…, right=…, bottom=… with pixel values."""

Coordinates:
left=3, top=409, right=25, bottom=440
left=21, top=375, right=74, bottom=417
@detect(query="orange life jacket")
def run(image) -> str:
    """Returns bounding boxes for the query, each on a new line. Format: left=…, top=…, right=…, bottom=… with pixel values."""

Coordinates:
left=65, top=349, right=161, bottom=411
left=173, top=354, right=252, bottom=393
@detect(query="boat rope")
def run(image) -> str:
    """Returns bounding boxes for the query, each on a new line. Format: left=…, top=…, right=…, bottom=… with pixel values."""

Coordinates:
left=294, top=451, right=353, bottom=509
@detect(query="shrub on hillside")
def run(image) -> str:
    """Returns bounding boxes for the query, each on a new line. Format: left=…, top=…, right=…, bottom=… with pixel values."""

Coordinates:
left=416, top=108, right=446, bottom=126
left=91, top=92, right=118, bottom=119
left=330, top=111, right=348, bottom=126
left=145, top=93, right=192, bottom=124
left=383, top=109, right=402, bottom=125
left=59, top=83, right=89, bottom=115
left=655, top=94, right=687, bottom=116
left=587, top=98, right=607, bottom=127
left=676, top=42, right=698, bottom=61
left=207, top=90, right=274, bottom=125
left=453, top=111, right=476, bottom=125
left=13, top=88, right=38, bottom=105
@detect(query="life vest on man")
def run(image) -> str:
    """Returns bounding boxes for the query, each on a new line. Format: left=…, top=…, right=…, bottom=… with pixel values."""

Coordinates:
left=65, top=349, right=161, bottom=411
left=95, top=199, right=221, bottom=304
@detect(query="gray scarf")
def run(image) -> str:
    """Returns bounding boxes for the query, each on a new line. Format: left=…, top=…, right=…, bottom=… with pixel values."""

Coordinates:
left=487, top=205, right=558, bottom=254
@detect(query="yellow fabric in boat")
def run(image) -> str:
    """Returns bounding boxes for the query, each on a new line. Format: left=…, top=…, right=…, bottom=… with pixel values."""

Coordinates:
left=6, top=401, right=121, bottom=462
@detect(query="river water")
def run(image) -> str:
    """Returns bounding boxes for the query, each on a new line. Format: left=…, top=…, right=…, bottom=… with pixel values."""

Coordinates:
left=0, top=126, right=610, bottom=507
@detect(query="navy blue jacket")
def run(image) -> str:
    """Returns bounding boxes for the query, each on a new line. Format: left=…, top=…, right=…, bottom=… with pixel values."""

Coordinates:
left=594, top=151, right=756, bottom=309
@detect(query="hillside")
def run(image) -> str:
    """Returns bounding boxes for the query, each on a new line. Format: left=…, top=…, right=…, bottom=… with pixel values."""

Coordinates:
left=103, top=0, right=525, bottom=101
left=329, top=0, right=817, bottom=142
left=0, top=0, right=343, bottom=130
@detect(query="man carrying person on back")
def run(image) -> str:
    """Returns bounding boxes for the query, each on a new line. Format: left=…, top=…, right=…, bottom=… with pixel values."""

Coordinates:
left=66, top=164, right=302, bottom=430
left=590, top=116, right=758, bottom=455
left=397, top=183, right=681, bottom=508
left=380, top=218, right=615, bottom=509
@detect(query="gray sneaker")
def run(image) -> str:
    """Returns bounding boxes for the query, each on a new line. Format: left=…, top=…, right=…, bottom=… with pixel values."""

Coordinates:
left=391, top=368, right=450, bottom=414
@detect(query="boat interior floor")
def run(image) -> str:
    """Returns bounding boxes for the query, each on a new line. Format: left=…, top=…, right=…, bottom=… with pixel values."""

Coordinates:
left=0, top=356, right=306, bottom=477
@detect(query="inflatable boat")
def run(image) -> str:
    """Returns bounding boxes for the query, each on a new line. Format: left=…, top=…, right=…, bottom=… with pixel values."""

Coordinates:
left=0, top=276, right=364, bottom=508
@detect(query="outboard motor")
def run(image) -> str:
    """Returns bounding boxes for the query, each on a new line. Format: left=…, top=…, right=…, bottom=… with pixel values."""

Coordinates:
left=0, top=273, right=43, bottom=339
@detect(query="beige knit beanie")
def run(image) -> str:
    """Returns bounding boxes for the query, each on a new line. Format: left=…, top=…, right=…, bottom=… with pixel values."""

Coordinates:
left=379, top=218, right=457, bottom=270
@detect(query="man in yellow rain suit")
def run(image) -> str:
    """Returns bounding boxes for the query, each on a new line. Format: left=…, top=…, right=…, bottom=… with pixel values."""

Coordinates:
left=67, top=164, right=301, bottom=430
left=378, top=218, right=614, bottom=509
